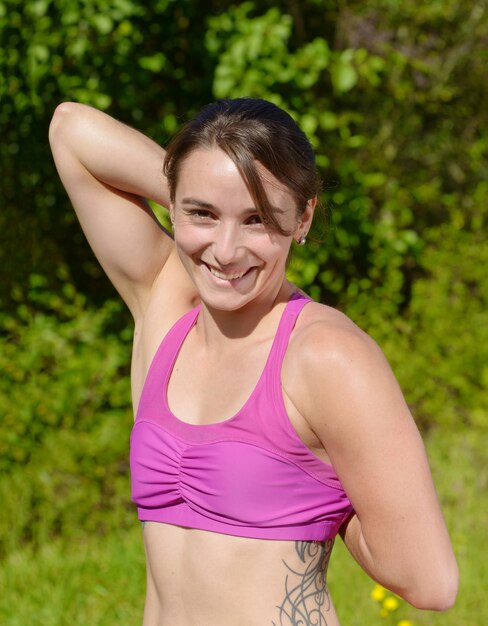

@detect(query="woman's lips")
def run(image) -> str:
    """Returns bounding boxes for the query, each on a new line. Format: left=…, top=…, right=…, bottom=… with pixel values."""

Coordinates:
left=203, top=263, right=255, bottom=282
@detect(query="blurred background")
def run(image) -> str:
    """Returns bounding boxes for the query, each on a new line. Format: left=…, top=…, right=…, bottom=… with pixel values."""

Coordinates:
left=1, top=1, right=486, bottom=624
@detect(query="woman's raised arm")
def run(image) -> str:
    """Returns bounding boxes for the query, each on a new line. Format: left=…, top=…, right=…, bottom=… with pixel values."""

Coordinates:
left=49, top=102, right=181, bottom=320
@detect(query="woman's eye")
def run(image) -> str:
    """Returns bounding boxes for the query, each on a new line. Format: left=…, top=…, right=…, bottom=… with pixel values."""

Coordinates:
left=246, top=214, right=264, bottom=226
left=190, top=209, right=213, bottom=220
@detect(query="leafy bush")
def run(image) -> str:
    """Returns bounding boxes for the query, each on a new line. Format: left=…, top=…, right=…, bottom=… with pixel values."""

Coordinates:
left=339, top=221, right=488, bottom=434
left=385, top=225, right=488, bottom=433
left=0, top=271, right=134, bottom=556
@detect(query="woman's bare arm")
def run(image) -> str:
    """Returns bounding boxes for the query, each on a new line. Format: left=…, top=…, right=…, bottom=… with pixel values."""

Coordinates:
left=295, top=320, right=458, bottom=610
left=49, top=102, right=190, bottom=320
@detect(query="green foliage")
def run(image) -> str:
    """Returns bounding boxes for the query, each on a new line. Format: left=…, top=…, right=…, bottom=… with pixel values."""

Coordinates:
left=379, top=225, right=488, bottom=432
left=0, top=271, right=133, bottom=556
left=207, top=4, right=331, bottom=99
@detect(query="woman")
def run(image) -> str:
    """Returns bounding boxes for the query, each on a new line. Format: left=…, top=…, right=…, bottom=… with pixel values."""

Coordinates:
left=49, top=98, right=458, bottom=626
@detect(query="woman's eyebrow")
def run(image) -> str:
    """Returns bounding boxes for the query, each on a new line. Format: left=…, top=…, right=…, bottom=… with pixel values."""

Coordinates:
left=180, top=197, right=215, bottom=209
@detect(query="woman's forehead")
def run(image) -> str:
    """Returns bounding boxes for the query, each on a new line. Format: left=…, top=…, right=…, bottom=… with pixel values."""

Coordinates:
left=177, top=147, right=240, bottom=180
left=175, top=147, right=295, bottom=204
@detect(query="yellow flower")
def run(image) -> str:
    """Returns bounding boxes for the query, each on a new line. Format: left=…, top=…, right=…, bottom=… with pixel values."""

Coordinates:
left=383, top=596, right=400, bottom=612
left=397, top=621, right=414, bottom=626
left=371, top=584, right=387, bottom=602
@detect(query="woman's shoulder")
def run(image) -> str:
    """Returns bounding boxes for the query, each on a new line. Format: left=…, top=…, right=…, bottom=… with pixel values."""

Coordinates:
left=285, top=298, right=394, bottom=410
left=291, top=299, right=382, bottom=367
left=284, top=299, right=405, bottom=445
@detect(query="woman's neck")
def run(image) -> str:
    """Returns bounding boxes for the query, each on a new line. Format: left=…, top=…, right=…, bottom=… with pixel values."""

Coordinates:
left=195, top=280, right=295, bottom=348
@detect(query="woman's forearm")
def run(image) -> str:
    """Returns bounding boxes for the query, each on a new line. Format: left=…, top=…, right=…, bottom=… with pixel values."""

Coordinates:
left=340, top=511, right=458, bottom=611
left=49, top=102, right=177, bottom=318
left=49, top=102, right=169, bottom=207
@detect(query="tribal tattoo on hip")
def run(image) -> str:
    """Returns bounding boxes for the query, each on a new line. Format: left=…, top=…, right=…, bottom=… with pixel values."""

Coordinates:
left=272, top=539, right=334, bottom=626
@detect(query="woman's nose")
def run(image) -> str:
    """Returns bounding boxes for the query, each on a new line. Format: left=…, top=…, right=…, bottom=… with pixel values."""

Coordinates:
left=213, top=222, right=242, bottom=266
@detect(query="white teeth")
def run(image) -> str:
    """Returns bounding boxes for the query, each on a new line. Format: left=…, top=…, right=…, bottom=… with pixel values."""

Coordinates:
left=207, top=266, right=248, bottom=280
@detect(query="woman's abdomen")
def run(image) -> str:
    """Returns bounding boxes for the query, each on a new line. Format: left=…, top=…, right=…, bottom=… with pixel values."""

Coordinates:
left=141, top=522, right=341, bottom=626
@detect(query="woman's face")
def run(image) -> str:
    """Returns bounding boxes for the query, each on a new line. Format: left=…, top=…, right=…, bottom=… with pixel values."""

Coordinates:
left=170, top=147, right=312, bottom=312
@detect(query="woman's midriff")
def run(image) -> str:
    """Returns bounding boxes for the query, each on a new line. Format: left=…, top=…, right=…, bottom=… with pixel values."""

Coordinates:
left=141, top=521, right=341, bottom=626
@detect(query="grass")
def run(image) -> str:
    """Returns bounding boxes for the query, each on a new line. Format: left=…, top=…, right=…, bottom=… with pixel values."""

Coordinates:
left=1, top=428, right=486, bottom=626
left=0, top=527, right=146, bottom=626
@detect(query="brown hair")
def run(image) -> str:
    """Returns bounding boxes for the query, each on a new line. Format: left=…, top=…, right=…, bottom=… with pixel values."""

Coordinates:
left=163, top=98, right=321, bottom=235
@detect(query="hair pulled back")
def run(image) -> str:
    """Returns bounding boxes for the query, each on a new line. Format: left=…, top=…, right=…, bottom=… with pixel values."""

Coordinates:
left=163, top=98, right=321, bottom=235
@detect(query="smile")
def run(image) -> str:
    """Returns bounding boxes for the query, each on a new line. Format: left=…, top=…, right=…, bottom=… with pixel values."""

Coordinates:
left=205, top=264, right=253, bottom=281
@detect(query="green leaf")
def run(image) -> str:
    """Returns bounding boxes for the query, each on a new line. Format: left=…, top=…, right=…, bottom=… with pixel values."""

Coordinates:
left=73, top=89, right=112, bottom=110
left=91, top=14, right=113, bottom=35
left=331, top=61, right=358, bottom=93
left=139, top=53, right=167, bottom=73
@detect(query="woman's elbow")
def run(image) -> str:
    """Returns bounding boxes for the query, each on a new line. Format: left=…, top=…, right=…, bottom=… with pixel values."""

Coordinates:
left=403, top=562, right=459, bottom=611
left=49, top=102, right=73, bottom=143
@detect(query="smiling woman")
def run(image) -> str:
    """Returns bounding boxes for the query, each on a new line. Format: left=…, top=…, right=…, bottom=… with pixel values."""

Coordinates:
left=49, top=97, right=458, bottom=626
left=169, top=147, right=313, bottom=312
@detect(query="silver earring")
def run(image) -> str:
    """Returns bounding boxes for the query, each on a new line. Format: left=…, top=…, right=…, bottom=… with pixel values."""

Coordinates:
left=297, top=234, right=307, bottom=245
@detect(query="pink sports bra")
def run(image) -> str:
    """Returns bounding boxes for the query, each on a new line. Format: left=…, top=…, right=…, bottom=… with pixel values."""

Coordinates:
left=130, top=292, right=353, bottom=541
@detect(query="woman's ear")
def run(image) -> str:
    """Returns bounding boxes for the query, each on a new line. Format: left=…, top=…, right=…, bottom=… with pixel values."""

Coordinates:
left=303, top=196, right=317, bottom=228
left=294, top=196, right=316, bottom=241
left=169, top=203, right=175, bottom=227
